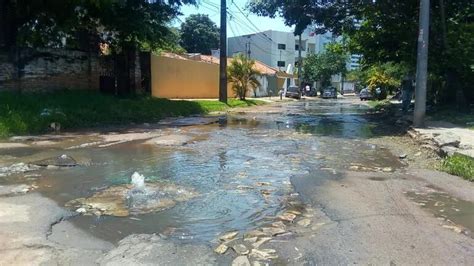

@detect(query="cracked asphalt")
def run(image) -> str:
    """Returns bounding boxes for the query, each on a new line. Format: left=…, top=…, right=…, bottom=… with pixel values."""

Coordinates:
left=0, top=97, right=473, bottom=265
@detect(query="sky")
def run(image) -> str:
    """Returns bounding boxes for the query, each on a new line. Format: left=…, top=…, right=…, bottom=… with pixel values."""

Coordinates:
left=174, top=0, right=294, bottom=37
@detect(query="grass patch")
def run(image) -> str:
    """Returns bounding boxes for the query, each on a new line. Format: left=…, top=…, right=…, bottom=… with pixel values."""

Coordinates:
left=429, top=107, right=474, bottom=130
left=0, top=91, right=266, bottom=137
left=367, top=99, right=391, bottom=110
left=194, top=99, right=265, bottom=112
left=442, top=153, right=474, bottom=181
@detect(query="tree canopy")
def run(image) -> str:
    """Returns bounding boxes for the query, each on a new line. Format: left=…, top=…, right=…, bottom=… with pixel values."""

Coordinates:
left=249, top=0, right=474, bottom=104
left=302, top=43, right=347, bottom=87
left=179, top=14, right=220, bottom=55
left=1, top=0, right=196, bottom=52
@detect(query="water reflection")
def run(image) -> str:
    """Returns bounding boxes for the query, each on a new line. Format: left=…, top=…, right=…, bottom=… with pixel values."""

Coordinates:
left=2, top=99, right=404, bottom=244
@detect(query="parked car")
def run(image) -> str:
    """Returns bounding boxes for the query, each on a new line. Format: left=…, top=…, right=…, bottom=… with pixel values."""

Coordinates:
left=321, top=87, right=337, bottom=99
left=285, top=86, right=301, bottom=99
left=359, top=88, right=373, bottom=101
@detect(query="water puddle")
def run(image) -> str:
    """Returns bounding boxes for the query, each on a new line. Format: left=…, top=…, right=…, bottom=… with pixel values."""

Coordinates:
left=406, top=191, right=474, bottom=236
left=0, top=100, right=405, bottom=244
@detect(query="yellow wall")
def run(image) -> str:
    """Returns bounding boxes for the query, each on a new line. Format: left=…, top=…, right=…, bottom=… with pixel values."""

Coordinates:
left=151, top=55, right=233, bottom=99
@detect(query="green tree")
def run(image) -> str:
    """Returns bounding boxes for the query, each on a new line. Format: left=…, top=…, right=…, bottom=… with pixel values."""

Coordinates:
left=179, top=14, right=219, bottom=55
left=365, top=62, right=409, bottom=99
left=1, top=0, right=195, bottom=94
left=249, top=0, right=474, bottom=105
left=228, top=54, right=261, bottom=100
left=302, top=45, right=347, bottom=88
left=2, top=0, right=195, bottom=51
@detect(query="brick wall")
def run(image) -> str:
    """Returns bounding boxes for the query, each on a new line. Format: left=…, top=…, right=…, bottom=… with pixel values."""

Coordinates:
left=0, top=48, right=101, bottom=91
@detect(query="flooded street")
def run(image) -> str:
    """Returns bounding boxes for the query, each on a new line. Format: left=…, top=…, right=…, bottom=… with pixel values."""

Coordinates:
left=1, top=97, right=473, bottom=265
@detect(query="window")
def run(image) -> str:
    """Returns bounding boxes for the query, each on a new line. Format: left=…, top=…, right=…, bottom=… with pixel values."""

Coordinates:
left=277, top=61, right=286, bottom=67
left=278, top=43, right=286, bottom=50
left=295, top=44, right=299, bottom=51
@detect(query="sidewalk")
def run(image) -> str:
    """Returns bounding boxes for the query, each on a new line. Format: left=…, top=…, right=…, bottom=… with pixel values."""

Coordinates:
left=409, top=120, right=474, bottom=158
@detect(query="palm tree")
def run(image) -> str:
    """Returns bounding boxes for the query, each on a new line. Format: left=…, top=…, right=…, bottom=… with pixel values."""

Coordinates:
left=227, top=54, right=261, bottom=100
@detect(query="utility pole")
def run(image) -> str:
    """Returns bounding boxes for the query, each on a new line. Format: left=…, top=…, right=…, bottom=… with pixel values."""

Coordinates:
left=297, top=34, right=302, bottom=89
left=247, top=38, right=251, bottom=58
left=219, top=0, right=227, bottom=103
left=413, top=0, right=430, bottom=127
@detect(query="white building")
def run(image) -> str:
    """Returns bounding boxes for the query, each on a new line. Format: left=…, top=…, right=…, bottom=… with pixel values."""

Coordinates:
left=228, top=30, right=297, bottom=71
left=228, top=29, right=360, bottom=92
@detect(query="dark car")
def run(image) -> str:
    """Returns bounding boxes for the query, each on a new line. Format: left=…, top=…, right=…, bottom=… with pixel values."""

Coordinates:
left=359, top=88, right=373, bottom=101
left=321, top=87, right=337, bottom=99
left=285, top=86, right=301, bottom=99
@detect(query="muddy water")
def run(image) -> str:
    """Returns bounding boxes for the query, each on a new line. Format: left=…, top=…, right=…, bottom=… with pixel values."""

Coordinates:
left=407, top=191, right=474, bottom=235
left=0, top=99, right=404, bottom=243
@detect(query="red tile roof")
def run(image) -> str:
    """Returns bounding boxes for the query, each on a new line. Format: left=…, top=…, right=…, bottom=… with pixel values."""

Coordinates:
left=160, top=53, right=291, bottom=77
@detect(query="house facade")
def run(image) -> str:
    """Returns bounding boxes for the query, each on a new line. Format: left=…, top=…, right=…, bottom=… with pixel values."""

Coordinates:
left=151, top=53, right=296, bottom=99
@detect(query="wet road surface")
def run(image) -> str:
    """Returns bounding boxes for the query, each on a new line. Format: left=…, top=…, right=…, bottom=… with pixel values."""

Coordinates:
left=0, top=97, right=473, bottom=264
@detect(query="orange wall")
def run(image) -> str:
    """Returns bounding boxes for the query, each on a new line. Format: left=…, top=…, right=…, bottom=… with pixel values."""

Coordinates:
left=151, top=55, right=233, bottom=99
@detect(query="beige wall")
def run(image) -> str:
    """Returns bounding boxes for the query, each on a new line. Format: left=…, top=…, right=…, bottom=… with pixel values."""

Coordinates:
left=151, top=55, right=233, bottom=99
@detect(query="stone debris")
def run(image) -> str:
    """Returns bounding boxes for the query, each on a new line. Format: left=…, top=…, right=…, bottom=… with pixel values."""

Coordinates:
left=33, top=154, right=77, bottom=167
left=244, top=237, right=258, bottom=243
left=433, top=135, right=460, bottom=148
left=255, top=182, right=271, bottom=186
left=232, top=256, right=251, bottom=266
left=382, top=167, right=393, bottom=172
left=278, top=212, right=297, bottom=222
left=441, top=146, right=458, bottom=157
left=219, top=231, right=239, bottom=242
left=251, top=237, right=271, bottom=249
left=0, top=184, right=37, bottom=196
left=249, top=249, right=278, bottom=260
left=237, top=185, right=254, bottom=190
left=286, top=210, right=302, bottom=215
left=145, top=135, right=191, bottom=146
left=214, top=244, right=229, bottom=254
left=75, top=207, right=87, bottom=213
left=399, top=154, right=407, bottom=159
left=261, top=227, right=286, bottom=236
left=297, top=218, right=312, bottom=227
left=442, top=224, right=464, bottom=234
left=244, top=230, right=267, bottom=239
left=65, top=182, right=197, bottom=217
left=233, top=244, right=250, bottom=255
left=0, top=163, right=40, bottom=177
left=271, top=221, right=286, bottom=229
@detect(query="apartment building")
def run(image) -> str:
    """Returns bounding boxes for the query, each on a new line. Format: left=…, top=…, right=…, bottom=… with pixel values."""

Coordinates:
left=228, top=30, right=297, bottom=72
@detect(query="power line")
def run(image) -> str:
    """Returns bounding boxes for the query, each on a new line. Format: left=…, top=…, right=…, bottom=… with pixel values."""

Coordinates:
left=228, top=2, right=296, bottom=56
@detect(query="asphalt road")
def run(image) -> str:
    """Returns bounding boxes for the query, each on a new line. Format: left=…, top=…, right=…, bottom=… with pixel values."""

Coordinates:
left=0, top=97, right=473, bottom=265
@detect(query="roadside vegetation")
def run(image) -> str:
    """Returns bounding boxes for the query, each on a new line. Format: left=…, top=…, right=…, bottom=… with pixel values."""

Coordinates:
left=250, top=0, right=474, bottom=108
left=0, top=91, right=265, bottom=137
left=429, top=107, right=474, bottom=130
left=442, top=154, right=474, bottom=181
left=367, top=99, right=391, bottom=110
left=228, top=54, right=262, bottom=100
